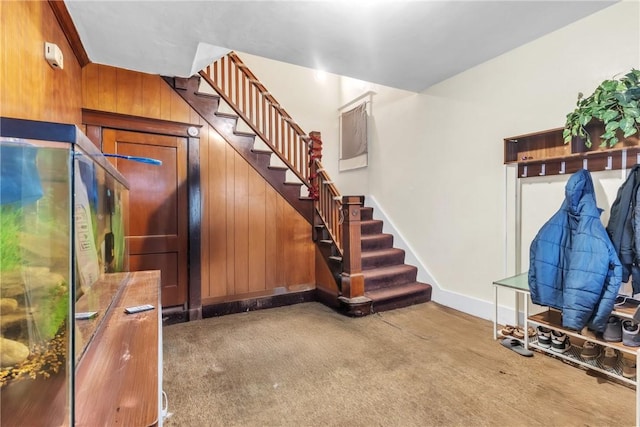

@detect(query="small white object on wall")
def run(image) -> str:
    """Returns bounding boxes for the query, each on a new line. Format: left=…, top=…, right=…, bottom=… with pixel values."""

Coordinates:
left=44, top=42, right=64, bottom=70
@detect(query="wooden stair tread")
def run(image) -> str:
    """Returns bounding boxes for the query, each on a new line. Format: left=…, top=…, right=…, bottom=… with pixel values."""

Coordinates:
left=365, top=282, right=432, bottom=300
left=215, top=111, right=238, bottom=119
left=361, top=247, right=405, bottom=258
left=362, top=264, right=416, bottom=278
left=234, top=130, right=255, bottom=137
left=360, top=233, right=393, bottom=242
left=194, top=91, right=219, bottom=99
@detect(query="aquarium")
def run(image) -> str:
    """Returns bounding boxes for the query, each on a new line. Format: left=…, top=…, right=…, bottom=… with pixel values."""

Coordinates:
left=0, top=117, right=129, bottom=426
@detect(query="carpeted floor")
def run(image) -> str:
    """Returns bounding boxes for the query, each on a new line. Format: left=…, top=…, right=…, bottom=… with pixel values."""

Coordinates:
left=162, top=302, right=634, bottom=426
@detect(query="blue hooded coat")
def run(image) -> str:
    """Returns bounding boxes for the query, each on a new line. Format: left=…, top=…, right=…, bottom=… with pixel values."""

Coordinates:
left=528, top=169, right=622, bottom=332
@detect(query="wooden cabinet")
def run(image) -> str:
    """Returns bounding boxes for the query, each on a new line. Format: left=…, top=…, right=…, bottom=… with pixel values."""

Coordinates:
left=75, top=270, right=163, bottom=426
left=504, top=124, right=640, bottom=178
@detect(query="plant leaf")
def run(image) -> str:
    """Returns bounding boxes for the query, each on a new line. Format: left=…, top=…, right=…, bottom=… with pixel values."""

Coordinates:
left=624, top=106, right=640, bottom=118
left=605, top=120, right=620, bottom=132
left=620, top=117, right=632, bottom=129
left=615, top=92, right=632, bottom=104
left=623, top=127, right=638, bottom=138
left=580, top=114, right=592, bottom=126
left=627, top=87, right=640, bottom=99
left=601, top=131, right=615, bottom=140
left=603, top=109, right=620, bottom=122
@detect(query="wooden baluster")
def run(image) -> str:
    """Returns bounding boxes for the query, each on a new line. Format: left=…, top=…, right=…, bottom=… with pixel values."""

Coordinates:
left=274, top=109, right=279, bottom=152
left=248, top=80, right=252, bottom=122
left=218, top=57, right=224, bottom=92
left=233, top=61, right=239, bottom=107
left=280, top=115, right=285, bottom=158
left=261, top=96, right=266, bottom=136
left=227, top=58, right=232, bottom=98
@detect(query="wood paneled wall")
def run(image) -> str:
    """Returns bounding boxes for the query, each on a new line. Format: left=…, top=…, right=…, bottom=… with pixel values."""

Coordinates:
left=82, top=64, right=315, bottom=302
left=82, top=64, right=192, bottom=123
left=198, top=121, right=315, bottom=302
left=1, top=1, right=82, bottom=125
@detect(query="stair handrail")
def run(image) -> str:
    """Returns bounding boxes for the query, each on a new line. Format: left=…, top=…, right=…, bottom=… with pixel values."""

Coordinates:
left=309, top=131, right=343, bottom=254
left=200, top=52, right=310, bottom=186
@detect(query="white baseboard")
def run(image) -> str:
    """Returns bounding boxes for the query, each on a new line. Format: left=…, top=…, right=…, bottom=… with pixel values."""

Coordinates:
left=366, top=195, right=521, bottom=324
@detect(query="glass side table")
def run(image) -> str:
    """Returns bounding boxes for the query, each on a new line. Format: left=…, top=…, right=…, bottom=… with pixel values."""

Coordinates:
left=492, top=272, right=530, bottom=349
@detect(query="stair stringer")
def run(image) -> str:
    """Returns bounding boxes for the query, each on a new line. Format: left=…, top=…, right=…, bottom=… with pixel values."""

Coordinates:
left=162, top=75, right=313, bottom=223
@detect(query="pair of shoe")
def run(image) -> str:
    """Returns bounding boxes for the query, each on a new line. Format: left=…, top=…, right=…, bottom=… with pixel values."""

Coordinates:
left=622, top=358, right=637, bottom=378
left=603, top=316, right=623, bottom=342
left=577, top=341, right=637, bottom=378
left=600, top=347, right=636, bottom=376
left=580, top=341, right=601, bottom=359
left=601, top=347, right=619, bottom=369
left=536, top=326, right=570, bottom=353
left=603, top=316, right=640, bottom=347
left=622, top=320, right=640, bottom=347
left=501, top=325, right=537, bottom=340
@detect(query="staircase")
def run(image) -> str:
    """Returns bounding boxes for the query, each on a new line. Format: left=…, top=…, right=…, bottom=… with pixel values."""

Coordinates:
left=164, top=52, right=432, bottom=315
left=359, top=207, right=432, bottom=312
left=162, top=75, right=313, bottom=222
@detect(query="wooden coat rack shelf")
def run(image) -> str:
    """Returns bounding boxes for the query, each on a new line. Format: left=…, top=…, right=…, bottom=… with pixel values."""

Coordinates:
left=504, top=125, right=640, bottom=178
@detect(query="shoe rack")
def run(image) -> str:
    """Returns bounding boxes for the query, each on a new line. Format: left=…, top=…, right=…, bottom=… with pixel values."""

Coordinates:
left=526, top=305, right=640, bottom=425
left=492, top=274, right=640, bottom=424
left=528, top=309, right=636, bottom=386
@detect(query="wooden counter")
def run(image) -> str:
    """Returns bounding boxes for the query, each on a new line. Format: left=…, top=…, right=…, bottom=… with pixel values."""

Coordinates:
left=75, top=270, right=162, bottom=426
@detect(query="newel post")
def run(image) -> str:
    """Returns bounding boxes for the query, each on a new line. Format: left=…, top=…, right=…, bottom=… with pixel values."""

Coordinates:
left=338, top=196, right=371, bottom=316
left=308, top=131, right=322, bottom=200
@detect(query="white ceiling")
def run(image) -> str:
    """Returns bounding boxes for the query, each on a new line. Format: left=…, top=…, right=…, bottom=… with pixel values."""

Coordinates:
left=65, top=1, right=618, bottom=92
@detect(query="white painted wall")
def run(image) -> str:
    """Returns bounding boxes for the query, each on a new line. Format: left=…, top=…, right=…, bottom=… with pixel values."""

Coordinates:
left=236, top=1, right=640, bottom=321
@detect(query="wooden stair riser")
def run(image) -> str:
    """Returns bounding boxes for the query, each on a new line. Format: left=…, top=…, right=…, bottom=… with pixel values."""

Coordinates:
left=363, top=265, right=418, bottom=291
left=361, top=219, right=384, bottom=235
left=361, top=234, right=394, bottom=250
left=360, top=207, right=374, bottom=221
left=361, top=248, right=406, bottom=270
left=368, top=284, right=432, bottom=313
left=318, top=239, right=339, bottom=258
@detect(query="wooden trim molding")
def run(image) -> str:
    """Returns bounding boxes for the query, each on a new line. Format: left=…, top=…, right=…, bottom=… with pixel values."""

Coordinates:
left=187, top=136, right=202, bottom=321
left=202, top=287, right=316, bottom=318
left=48, top=0, right=91, bottom=67
left=82, top=109, right=201, bottom=138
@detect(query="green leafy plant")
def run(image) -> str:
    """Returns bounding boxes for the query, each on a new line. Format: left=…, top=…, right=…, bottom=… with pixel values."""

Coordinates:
left=0, top=205, right=24, bottom=271
left=563, top=69, right=640, bottom=148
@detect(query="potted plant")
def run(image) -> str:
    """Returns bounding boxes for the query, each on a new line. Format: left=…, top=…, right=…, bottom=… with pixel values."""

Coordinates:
left=563, top=69, right=640, bottom=148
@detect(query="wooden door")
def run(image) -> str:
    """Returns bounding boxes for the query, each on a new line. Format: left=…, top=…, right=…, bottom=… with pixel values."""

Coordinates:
left=103, top=129, right=188, bottom=308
